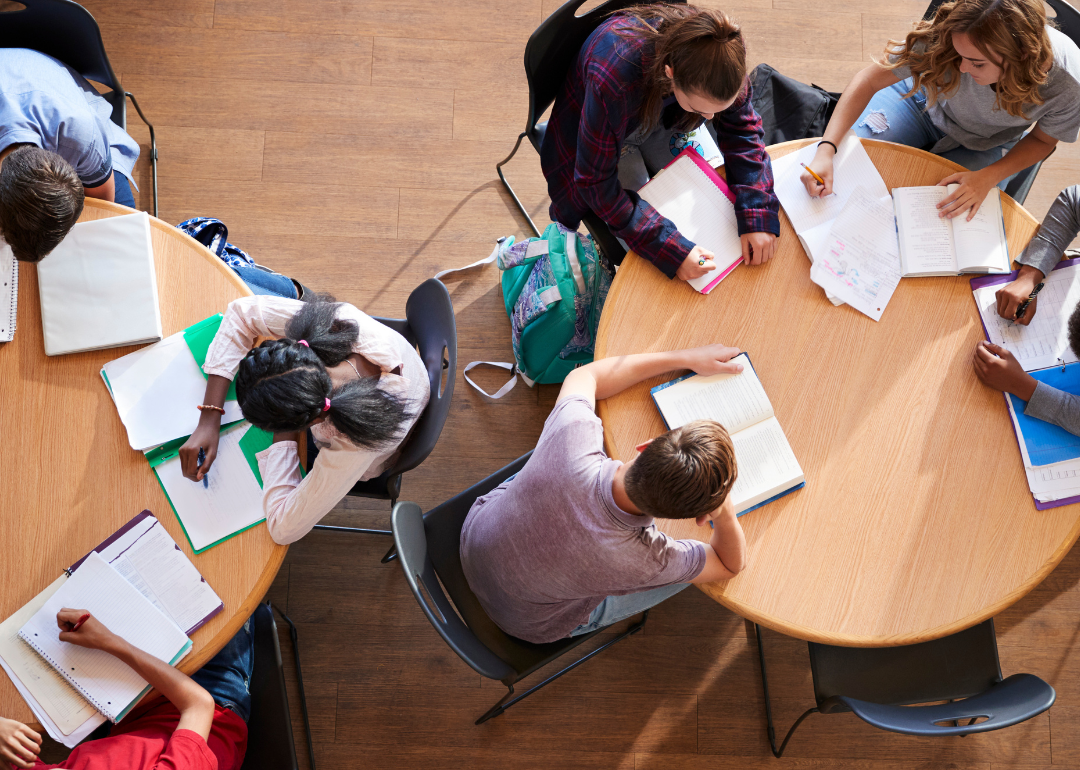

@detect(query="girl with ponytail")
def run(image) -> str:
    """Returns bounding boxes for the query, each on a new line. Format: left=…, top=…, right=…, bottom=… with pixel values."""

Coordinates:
left=178, top=294, right=429, bottom=544
left=540, top=3, right=780, bottom=282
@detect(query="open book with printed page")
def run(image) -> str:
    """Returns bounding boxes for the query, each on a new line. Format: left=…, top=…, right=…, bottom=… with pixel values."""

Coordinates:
left=649, top=353, right=805, bottom=515
left=895, top=185, right=1009, bottom=276
left=637, top=148, right=743, bottom=294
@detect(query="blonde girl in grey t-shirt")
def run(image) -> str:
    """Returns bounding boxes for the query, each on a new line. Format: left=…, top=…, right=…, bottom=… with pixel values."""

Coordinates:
left=800, top=0, right=1080, bottom=221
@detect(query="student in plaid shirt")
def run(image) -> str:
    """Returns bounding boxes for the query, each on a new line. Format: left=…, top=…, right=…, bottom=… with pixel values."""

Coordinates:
left=540, top=4, right=780, bottom=282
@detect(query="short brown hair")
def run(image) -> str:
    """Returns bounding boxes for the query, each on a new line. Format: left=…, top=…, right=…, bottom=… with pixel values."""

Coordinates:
left=623, top=420, right=737, bottom=519
left=0, top=146, right=85, bottom=262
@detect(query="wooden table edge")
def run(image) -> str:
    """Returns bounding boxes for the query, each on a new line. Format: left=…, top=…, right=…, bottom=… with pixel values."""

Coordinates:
left=594, top=138, right=1051, bottom=647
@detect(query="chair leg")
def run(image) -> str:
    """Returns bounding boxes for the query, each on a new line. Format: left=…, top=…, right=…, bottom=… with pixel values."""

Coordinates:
left=124, top=92, right=158, bottom=218
left=755, top=624, right=817, bottom=758
left=474, top=610, right=650, bottom=725
left=496, top=131, right=541, bottom=238
left=270, top=603, right=317, bottom=770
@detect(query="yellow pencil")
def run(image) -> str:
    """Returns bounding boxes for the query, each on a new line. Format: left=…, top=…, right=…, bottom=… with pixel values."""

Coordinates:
left=800, top=162, right=826, bottom=187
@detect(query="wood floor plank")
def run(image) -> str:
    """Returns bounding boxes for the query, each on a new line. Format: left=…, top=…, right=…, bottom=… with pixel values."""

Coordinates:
left=102, top=26, right=372, bottom=85
left=317, top=745, right=636, bottom=769
left=125, top=125, right=265, bottom=183
left=212, top=0, right=542, bottom=43
left=397, top=183, right=552, bottom=245
left=371, top=37, right=525, bottom=91
left=639, top=756, right=990, bottom=770
left=79, top=0, right=215, bottom=29
left=117, top=74, right=454, bottom=139
left=862, top=13, right=927, bottom=62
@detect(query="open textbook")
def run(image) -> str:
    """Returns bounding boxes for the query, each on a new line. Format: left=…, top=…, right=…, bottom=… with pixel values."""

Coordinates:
left=809, top=187, right=902, bottom=322
left=894, top=185, right=1009, bottom=276
left=650, top=353, right=805, bottom=515
left=771, top=132, right=890, bottom=306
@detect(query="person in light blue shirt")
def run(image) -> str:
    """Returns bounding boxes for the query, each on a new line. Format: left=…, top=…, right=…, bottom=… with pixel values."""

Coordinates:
left=0, top=48, right=140, bottom=262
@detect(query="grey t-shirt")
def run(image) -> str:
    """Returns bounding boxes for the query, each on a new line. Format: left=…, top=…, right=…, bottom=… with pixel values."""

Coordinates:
left=459, top=396, right=707, bottom=643
left=892, top=26, right=1080, bottom=152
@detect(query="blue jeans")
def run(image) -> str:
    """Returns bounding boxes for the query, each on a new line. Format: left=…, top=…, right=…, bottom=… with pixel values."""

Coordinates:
left=191, top=616, right=254, bottom=722
left=569, top=583, right=690, bottom=636
left=232, top=264, right=299, bottom=298
left=113, top=172, right=136, bottom=209
left=854, top=78, right=1018, bottom=190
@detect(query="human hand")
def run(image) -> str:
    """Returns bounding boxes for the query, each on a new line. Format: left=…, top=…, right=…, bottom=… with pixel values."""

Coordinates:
left=676, top=246, right=716, bottom=281
left=995, top=266, right=1044, bottom=324
left=937, top=169, right=997, bottom=220
left=741, top=232, right=777, bottom=266
left=0, top=718, right=40, bottom=770
left=973, top=342, right=1037, bottom=400
left=799, top=146, right=834, bottom=198
left=179, top=417, right=221, bottom=482
left=57, top=609, right=121, bottom=654
left=683, top=344, right=744, bottom=377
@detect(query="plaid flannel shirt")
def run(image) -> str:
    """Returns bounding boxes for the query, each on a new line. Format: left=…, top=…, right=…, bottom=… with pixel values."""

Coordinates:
left=540, top=15, right=780, bottom=278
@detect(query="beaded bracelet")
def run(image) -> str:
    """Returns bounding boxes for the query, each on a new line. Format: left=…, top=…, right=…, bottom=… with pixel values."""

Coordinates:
left=818, top=140, right=839, bottom=154
left=197, top=404, right=226, bottom=415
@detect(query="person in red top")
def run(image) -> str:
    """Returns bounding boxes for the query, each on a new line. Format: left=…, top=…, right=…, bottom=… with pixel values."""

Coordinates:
left=0, top=608, right=252, bottom=770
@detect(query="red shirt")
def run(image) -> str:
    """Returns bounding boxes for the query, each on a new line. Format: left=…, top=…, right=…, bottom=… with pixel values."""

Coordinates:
left=33, top=698, right=247, bottom=770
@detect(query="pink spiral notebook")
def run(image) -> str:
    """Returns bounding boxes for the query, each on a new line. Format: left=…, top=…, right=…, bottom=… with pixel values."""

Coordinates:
left=638, top=149, right=741, bottom=295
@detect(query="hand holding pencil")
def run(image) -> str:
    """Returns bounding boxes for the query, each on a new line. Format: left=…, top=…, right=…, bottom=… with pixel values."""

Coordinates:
left=800, top=146, right=835, bottom=198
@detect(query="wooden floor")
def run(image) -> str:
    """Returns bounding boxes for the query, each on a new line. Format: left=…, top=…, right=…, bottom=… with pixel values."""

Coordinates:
left=41, top=0, right=1080, bottom=765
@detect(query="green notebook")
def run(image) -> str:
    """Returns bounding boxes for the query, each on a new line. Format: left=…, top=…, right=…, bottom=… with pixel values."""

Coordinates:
left=182, top=313, right=237, bottom=402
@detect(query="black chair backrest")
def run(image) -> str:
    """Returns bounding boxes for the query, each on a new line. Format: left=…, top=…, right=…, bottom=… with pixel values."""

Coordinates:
left=386, top=278, right=457, bottom=476
left=524, top=0, right=683, bottom=136
left=0, top=0, right=125, bottom=128
left=240, top=603, right=299, bottom=770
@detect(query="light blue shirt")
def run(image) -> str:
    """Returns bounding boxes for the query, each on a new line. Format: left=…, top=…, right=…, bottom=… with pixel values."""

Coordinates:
left=0, top=48, right=139, bottom=188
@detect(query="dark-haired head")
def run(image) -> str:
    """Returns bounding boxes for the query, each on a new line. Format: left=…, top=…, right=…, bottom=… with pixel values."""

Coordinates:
left=235, top=295, right=412, bottom=448
left=1068, top=301, right=1080, bottom=362
left=0, top=146, right=85, bottom=262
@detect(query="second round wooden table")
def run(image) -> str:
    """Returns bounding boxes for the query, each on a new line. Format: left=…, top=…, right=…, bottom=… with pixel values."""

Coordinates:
left=595, top=138, right=1079, bottom=647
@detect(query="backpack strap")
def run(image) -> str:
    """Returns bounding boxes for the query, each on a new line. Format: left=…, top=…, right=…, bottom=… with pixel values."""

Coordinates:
left=462, top=361, right=524, bottom=399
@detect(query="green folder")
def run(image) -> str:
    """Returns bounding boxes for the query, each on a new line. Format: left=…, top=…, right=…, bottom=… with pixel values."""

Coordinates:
left=182, top=313, right=236, bottom=401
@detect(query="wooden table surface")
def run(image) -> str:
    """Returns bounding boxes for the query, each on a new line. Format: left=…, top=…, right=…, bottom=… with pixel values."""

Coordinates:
left=595, top=138, right=1078, bottom=647
left=0, top=199, right=286, bottom=723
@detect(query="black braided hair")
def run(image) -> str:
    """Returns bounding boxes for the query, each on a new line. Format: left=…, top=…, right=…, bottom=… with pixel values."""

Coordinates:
left=234, top=295, right=412, bottom=448
left=1069, top=300, right=1080, bottom=360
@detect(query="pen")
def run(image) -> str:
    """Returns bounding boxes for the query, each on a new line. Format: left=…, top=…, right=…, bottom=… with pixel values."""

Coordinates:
left=71, top=613, right=90, bottom=632
left=800, top=162, right=826, bottom=188
left=1013, top=281, right=1045, bottom=324
left=198, top=448, right=208, bottom=488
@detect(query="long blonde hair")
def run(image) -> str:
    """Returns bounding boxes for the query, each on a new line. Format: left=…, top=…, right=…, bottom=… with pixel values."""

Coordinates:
left=883, top=0, right=1053, bottom=119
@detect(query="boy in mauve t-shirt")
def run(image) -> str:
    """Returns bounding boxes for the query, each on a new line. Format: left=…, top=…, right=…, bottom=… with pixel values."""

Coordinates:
left=0, top=608, right=251, bottom=770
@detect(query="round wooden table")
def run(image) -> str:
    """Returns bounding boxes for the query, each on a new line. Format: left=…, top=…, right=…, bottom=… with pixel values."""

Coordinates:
left=595, top=138, right=1079, bottom=647
left=0, top=199, right=286, bottom=724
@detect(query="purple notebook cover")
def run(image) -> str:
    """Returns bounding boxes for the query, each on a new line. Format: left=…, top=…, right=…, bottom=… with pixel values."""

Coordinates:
left=67, top=509, right=224, bottom=635
left=970, top=257, right=1080, bottom=510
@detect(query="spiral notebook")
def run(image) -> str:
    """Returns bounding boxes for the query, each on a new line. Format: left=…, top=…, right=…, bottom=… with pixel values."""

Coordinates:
left=0, top=242, right=17, bottom=342
left=17, top=552, right=191, bottom=723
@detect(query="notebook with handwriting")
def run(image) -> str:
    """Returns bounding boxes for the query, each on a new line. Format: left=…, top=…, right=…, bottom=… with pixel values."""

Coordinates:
left=638, top=149, right=741, bottom=294
left=18, top=552, right=191, bottom=723
left=650, top=353, right=805, bottom=515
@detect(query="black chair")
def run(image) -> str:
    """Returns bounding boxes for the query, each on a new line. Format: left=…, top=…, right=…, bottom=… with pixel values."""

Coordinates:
left=755, top=620, right=1056, bottom=757
left=922, top=0, right=1080, bottom=205
left=496, top=0, right=676, bottom=266
left=311, top=278, right=457, bottom=563
left=392, top=453, right=651, bottom=725
left=0, top=0, right=159, bottom=215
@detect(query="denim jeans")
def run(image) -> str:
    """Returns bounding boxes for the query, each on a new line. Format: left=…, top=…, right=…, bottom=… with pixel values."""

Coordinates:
left=853, top=78, right=1018, bottom=189
left=113, top=172, right=136, bottom=209
left=232, top=264, right=299, bottom=299
left=191, top=616, right=254, bottom=722
left=569, top=583, right=691, bottom=636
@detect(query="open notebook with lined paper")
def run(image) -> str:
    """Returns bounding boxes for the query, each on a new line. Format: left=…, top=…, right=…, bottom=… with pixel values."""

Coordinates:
left=17, top=552, right=191, bottom=723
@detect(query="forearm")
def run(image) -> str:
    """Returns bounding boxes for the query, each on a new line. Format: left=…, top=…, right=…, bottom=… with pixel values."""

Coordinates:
left=983, top=131, right=1057, bottom=186
left=584, top=350, right=696, bottom=401
left=1025, top=382, right=1080, bottom=435
left=102, top=637, right=214, bottom=738
left=822, top=65, right=886, bottom=147
left=1018, top=186, right=1080, bottom=275
left=710, top=511, right=746, bottom=575
left=201, top=374, right=232, bottom=409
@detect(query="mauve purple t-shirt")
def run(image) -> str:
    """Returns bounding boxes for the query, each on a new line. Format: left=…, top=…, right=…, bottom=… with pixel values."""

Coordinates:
left=459, top=396, right=707, bottom=643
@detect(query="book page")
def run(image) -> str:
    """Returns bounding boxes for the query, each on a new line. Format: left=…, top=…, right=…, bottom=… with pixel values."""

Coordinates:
left=954, top=188, right=1009, bottom=273
left=18, top=553, right=189, bottom=722
left=0, top=578, right=100, bottom=735
left=894, top=186, right=957, bottom=275
left=652, top=354, right=773, bottom=434
left=772, top=131, right=890, bottom=234
left=974, top=265, right=1080, bottom=371
left=0, top=243, right=16, bottom=342
left=154, top=422, right=266, bottom=551
left=810, top=187, right=902, bottom=322
left=638, top=153, right=743, bottom=292
left=729, top=418, right=806, bottom=514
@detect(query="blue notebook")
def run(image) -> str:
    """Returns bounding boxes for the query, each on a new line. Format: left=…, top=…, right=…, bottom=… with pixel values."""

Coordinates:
left=650, top=353, right=805, bottom=517
left=1007, top=362, right=1080, bottom=467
